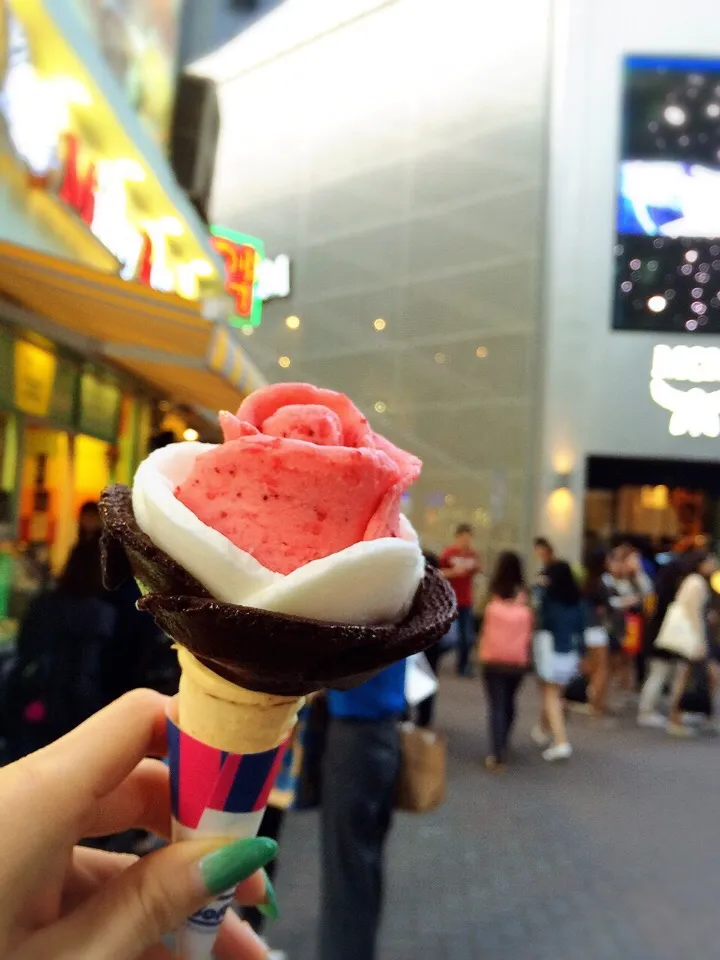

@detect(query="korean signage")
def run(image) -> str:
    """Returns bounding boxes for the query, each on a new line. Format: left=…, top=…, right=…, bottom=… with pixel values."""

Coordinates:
left=211, top=225, right=291, bottom=329
left=0, top=6, right=209, bottom=300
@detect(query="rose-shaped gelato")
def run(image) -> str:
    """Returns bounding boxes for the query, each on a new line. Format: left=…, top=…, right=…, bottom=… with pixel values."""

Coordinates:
left=132, top=383, right=425, bottom=625
left=177, top=383, right=421, bottom=574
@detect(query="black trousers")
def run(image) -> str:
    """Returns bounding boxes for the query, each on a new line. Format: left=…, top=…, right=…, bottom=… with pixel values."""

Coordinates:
left=320, top=717, right=400, bottom=960
left=482, top=668, right=524, bottom=762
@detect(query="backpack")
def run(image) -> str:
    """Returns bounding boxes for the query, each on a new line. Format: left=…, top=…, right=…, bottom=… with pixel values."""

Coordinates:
left=479, top=597, right=533, bottom=667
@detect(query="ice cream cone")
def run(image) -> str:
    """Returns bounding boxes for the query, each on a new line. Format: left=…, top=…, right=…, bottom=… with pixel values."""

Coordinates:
left=177, top=647, right=303, bottom=754
left=170, top=653, right=302, bottom=960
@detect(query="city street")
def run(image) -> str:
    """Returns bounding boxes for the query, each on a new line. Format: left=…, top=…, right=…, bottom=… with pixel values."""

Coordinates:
left=270, top=673, right=720, bottom=960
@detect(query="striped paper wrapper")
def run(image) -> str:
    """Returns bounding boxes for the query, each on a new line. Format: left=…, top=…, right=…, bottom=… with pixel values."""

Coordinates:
left=167, top=715, right=288, bottom=960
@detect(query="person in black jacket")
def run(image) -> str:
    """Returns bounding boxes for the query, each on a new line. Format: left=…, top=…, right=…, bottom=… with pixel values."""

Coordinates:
left=2, top=536, right=116, bottom=761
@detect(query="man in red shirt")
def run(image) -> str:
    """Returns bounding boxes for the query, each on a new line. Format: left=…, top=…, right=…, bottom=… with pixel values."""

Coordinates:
left=440, top=524, right=481, bottom=676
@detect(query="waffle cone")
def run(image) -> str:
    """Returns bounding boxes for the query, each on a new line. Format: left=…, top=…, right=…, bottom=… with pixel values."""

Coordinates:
left=177, top=647, right=303, bottom=754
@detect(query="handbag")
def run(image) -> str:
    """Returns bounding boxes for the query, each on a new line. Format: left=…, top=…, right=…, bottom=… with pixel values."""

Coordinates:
left=654, top=601, right=705, bottom=661
left=395, top=722, right=446, bottom=813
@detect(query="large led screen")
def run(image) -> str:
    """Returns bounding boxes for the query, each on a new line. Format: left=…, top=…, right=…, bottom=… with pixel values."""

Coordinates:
left=614, top=56, right=720, bottom=334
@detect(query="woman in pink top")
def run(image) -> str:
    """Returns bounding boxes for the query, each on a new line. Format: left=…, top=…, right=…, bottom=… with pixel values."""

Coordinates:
left=478, top=552, right=533, bottom=771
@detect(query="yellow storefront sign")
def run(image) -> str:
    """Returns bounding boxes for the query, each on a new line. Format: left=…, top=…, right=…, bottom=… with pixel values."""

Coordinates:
left=14, top=340, right=57, bottom=416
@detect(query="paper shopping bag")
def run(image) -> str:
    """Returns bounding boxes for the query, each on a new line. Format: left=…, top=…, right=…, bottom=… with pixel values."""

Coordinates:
left=395, top=723, right=446, bottom=813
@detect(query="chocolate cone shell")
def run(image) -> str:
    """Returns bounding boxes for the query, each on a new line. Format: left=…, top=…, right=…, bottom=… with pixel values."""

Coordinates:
left=99, top=485, right=456, bottom=697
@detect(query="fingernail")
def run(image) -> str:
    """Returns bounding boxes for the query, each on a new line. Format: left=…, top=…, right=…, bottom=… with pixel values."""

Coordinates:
left=257, top=868, right=280, bottom=922
left=198, top=837, right=278, bottom=896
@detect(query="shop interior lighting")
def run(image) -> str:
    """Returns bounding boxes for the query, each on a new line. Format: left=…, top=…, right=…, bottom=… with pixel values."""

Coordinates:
left=373, top=318, right=386, bottom=331
left=183, top=428, right=199, bottom=442
left=475, top=345, right=488, bottom=358
left=285, top=315, right=300, bottom=329
left=278, top=355, right=291, bottom=368
left=434, top=352, right=447, bottom=364
left=241, top=325, right=254, bottom=336
left=374, top=401, right=386, bottom=413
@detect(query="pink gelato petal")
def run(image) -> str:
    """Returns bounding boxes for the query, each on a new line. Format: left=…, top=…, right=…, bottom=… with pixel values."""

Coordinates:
left=219, top=411, right=260, bottom=442
left=237, top=383, right=374, bottom=448
left=262, top=404, right=343, bottom=446
left=174, top=434, right=402, bottom=574
left=364, top=481, right=405, bottom=541
left=371, top=431, right=422, bottom=487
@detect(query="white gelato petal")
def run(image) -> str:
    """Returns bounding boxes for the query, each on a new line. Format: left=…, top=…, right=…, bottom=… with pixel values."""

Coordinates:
left=132, top=443, right=280, bottom=604
left=132, top=441, right=425, bottom=623
left=245, top=538, right=425, bottom=624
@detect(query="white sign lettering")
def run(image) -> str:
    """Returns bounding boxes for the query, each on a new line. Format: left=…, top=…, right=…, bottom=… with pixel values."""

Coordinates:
left=256, top=254, right=291, bottom=301
left=650, top=344, right=720, bottom=438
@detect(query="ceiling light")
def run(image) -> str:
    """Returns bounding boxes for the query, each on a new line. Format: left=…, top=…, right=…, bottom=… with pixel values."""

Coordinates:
left=183, top=428, right=199, bottom=442
left=285, top=315, right=300, bottom=329
left=373, top=318, right=386, bottom=331
left=434, top=352, right=447, bottom=364
left=374, top=401, right=387, bottom=413
left=241, top=325, right=254, bottom=336
left=444, top=494, right=456, bottom=506
left=475, top=346, right=488, bottom=358
left=278, top=355, right=291, bottom=368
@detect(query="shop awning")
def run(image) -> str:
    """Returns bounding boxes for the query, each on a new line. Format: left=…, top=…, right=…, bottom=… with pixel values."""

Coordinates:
left=0, top=242, right=264, bottom=413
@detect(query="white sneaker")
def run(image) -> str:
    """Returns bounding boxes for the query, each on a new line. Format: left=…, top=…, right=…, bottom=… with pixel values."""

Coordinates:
left=667, top=721, right=697, bottom=738
left=542, top=742, right=573, bottom=762
left=637, top=711, right=666, bottom=729
left=531, top=724, right=551, bottom=747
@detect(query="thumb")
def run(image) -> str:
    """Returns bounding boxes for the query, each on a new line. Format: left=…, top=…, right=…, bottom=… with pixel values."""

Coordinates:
left=30, top=836, right=277, bottom=960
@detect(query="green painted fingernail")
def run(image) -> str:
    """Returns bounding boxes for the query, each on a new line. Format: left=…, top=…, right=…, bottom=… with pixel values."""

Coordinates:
left=257, top=868, right=280, bottom=922
left=199, top=837, right=278, bottom=897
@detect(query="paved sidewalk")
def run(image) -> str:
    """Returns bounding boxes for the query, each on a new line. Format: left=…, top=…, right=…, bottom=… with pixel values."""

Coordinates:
left=268, top=674, right=720, bottom=960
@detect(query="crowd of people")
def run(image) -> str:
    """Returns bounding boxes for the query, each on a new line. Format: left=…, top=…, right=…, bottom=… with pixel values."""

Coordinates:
left=445, top=528, right=720, bottom=771
left=0, top=513, right=717, bottom=960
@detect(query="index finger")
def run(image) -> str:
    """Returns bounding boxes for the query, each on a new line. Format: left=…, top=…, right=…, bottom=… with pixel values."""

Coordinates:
left=40, top=689, right=170, bottom=806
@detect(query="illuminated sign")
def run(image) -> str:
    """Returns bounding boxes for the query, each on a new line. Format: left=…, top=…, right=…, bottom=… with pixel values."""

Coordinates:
left=0, top=9, right=211, bottom=300
left=257, top=254, right=291, bottom=302
left=211, top=226, right=265, bottom=327
left=650, top=344, right=720, bottom=437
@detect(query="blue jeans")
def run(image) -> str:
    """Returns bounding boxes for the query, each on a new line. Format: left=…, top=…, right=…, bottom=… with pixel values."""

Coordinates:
left=455, top=605, right=476, bottom=676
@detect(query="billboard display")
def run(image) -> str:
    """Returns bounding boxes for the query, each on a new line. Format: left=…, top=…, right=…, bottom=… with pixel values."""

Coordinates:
left=614, top=56, right=720, bottom=334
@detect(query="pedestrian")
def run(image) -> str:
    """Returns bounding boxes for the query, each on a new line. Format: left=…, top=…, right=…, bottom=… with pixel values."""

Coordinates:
left=478, top=551, right=532, bottom=770
left=439, top=524, right=481, bottom=677
left=532, top=561, right=584, bottom=761
left=1, top=534, right=116, bottom=761
left=533, top=537, right=555, bottom=576
left=638, top=550, right=717, bottom=736
left=582, top=550, right=611, bottom=717
left=319, top=661, right=406, bottom=960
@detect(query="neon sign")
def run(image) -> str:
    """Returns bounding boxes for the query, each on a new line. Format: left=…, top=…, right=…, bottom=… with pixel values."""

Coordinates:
left=211, top=226, right=265, bottom=327
left=650, top=344, right=720, bottom=438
